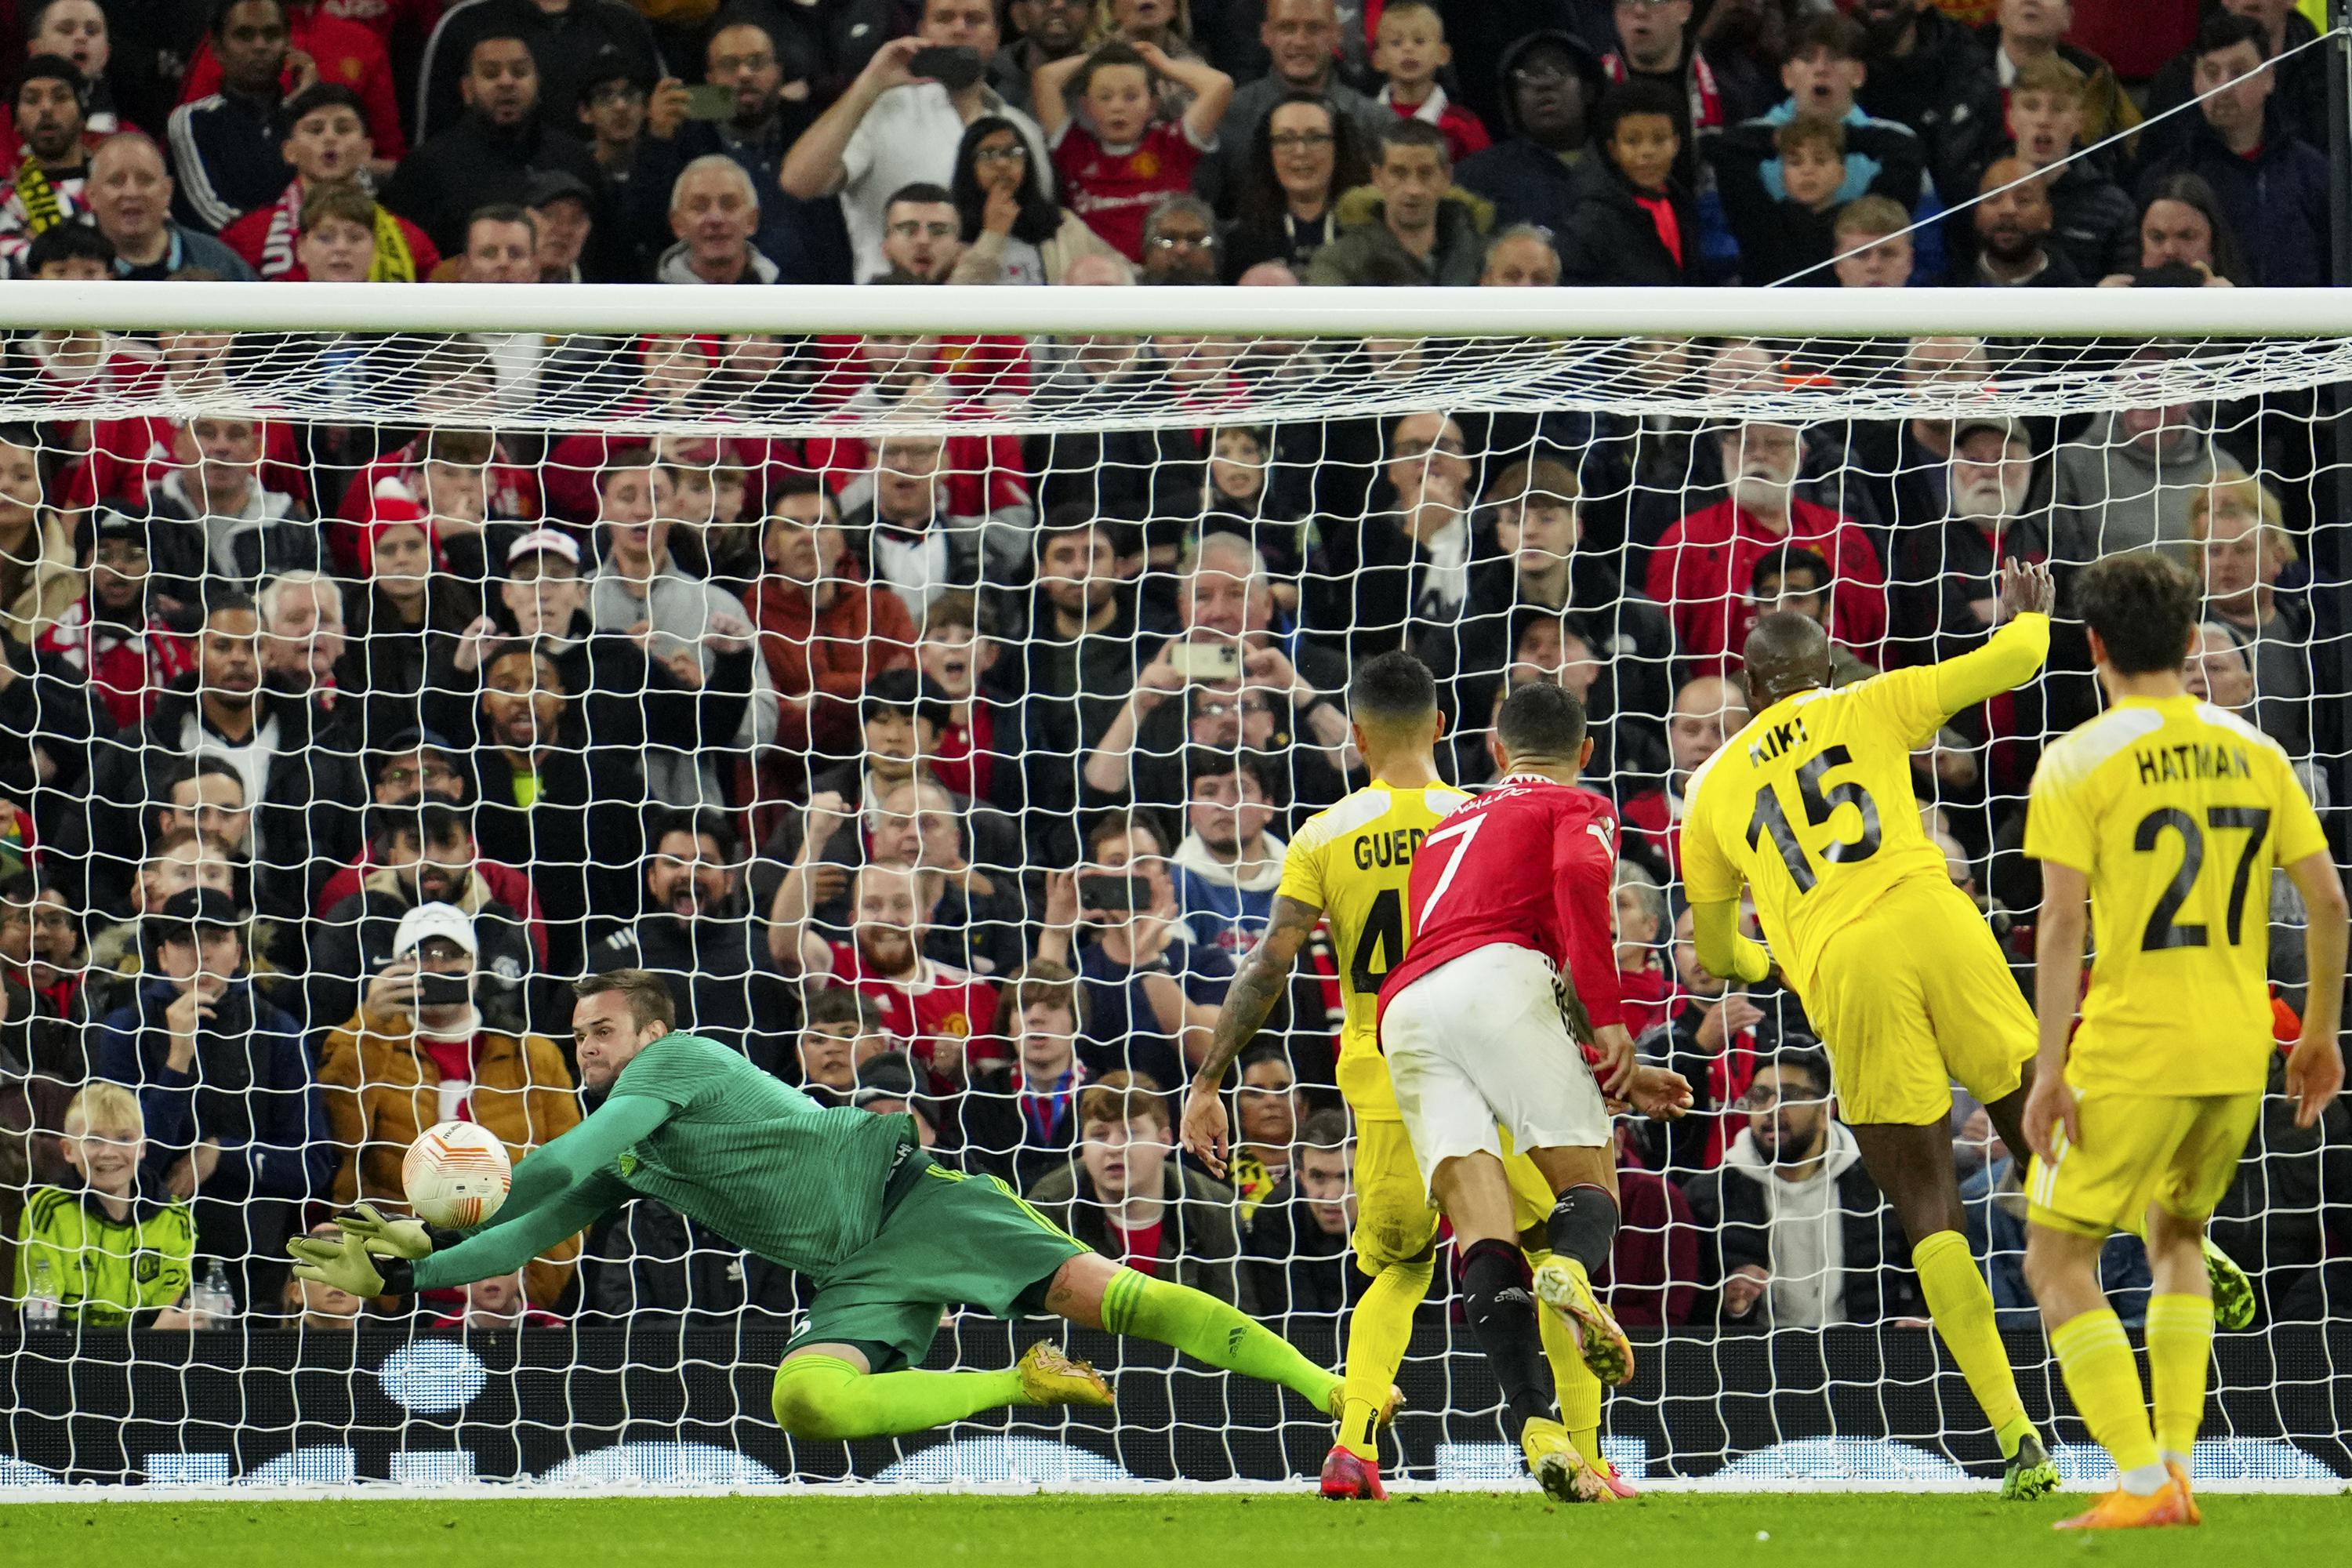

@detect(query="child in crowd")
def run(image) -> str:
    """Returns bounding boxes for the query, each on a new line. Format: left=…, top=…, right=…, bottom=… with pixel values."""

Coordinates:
left=1371, top=0, right=1490, bottom=165
left=1033, top=39, right=1233, bottom=263
left=1998, top=54, right=2135, bottom=281
left=14, top=1083, right=198, bottom=1328
left=1717, top=115, right=1844, bottom=285
left=1558, top=81, right=1697, bottom=286
left=1829, top=194, right=1915, bottom=289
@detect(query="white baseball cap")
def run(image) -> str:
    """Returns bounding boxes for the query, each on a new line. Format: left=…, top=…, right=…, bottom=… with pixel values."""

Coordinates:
left=393, top=902, right=478, bottom=957
left=506, top=527, right=583, bottom=568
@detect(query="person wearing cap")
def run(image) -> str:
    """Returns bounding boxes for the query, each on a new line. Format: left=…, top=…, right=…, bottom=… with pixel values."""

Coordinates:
left=35, top=508, right=195, bottom=729
left=1892, top=416, right=2052, bottom=664
left=314, top=897, right=583, bottom=1310
left=848, top=1050, right=938, bottom=1147
left=624, top=15, right=847, bottom=285
left=304, top=800, right=542, bottom=1036
left=165, top=0, right=307, bottom=234
left=90, top=884, right=331, bottom=1308
left=220, top=83, right=440, bottom=281
left=586, top=808, right=796, bottom=1077
left=85, top=130, right=257, bottom=279
left=525, top=166, right=597, bottom=281
left=0, top=55, right=95, bottom=266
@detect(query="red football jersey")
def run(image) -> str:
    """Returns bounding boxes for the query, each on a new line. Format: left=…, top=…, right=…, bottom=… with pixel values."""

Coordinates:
left=822, top=945, right=1004, bottom=1087
left=1378, top=775, right=1624, bottom=1033
left=1051, top=119, right=1206, bottom=263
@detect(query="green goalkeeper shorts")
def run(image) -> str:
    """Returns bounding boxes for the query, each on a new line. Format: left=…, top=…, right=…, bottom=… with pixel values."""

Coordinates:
left=786, top=1152, right=1089, bottom=1373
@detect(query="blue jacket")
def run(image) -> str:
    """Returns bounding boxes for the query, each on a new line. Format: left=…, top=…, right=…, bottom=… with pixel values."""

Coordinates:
left=1171, top=832, right=1287, bottom=965
left=92, top=975, right=332, bottom=1203
left=2137, top=107, right=2329, bottom=289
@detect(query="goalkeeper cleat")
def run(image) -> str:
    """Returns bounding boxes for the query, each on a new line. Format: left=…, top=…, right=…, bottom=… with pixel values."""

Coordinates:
left=2001, top=1432, right=2060, bottom=1501
left=2168, top=1461, right=2202, bottom=1526
left=1324, top=1381, right=1405, bottom=1429
left=2203, top=1236, right=2256, bottom=1331
left=1532, top=1257, right=1634, bottom=1387
left=1319, top=1445, right=1388, bottom=1501
left=2052, top=1475, right=2195, bottom=1531
left=1522, top=1419, right=1620, bottom=1503
left=1015, top=1341, right=1114, bottom=1410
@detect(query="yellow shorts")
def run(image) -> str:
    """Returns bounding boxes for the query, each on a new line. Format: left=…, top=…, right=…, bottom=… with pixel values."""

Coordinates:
left=1803, top=879, right=2037, bottom=1126
left=1350, top=1116, right=1555, bottom=1273
left=2026, top=1090, right=2260, bottom=1238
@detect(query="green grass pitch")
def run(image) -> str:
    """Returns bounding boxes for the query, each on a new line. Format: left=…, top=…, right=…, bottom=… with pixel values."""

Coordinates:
left=5, top=1493, right=2350, bottom=1566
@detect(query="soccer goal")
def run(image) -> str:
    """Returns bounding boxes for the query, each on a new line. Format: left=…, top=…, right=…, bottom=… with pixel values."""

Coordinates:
left=1, top=281, right=2346, bottom=1495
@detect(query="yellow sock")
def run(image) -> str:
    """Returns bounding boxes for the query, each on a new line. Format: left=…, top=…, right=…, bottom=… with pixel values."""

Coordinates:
left=1911, top=1229, right=2029, bottom=1448
left=1338, top=1258, right=1432, bottom=1461
left=1527, top=1247, right=1602, bottom=1464
left=2143, top=1293, right=2214, bottom=1463
left=2049, top=1308, right=2159, bottom=1477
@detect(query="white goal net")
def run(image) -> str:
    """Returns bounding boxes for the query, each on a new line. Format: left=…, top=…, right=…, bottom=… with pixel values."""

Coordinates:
left=0, top=283, right=2346, bottom=1492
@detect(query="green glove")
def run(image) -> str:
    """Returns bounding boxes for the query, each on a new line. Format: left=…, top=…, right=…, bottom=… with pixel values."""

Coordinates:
left=288, top=1229, right=410, bottom=1298
left=336, top=1202, right=441, bottom=1260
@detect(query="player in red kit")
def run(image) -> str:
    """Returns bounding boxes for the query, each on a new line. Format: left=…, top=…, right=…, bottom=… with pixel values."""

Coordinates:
left=1379, top=682, right=1690, bottom=1502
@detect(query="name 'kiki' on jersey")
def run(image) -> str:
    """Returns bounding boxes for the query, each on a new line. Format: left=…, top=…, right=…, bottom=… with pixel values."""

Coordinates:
left=1748, top=713, right=1813, bottom=768
left=2134, top=741, right=2254, bottom=786
left=1352, top=827, right=1427, bottom=871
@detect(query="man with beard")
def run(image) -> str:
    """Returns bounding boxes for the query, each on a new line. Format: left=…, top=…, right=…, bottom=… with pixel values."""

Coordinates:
left=0, top=56, right=93, bottom=267
left=91, top=886, right=332, bottom=1312
left=165, top=0, right=302, bottom=234
left=1893, top=417, right=2051, bottom=662
left=1850, top=0, right=2000, bottom=205
left=309, top=725, right=543, bottom=940
left=81, top=593, right=367, bottom=924
left=383, top=31, right=604, bottom=259
left=1457, top=31, right=1601, bottom=234
left=304, top=801, right=539, bottom=1036
left=589, top=809, right=797, bottom=1076
left=627, top=16, right=847, bottom=284
left=775, top=855, right=1001, bottom=1098
left=314, top=901, right=582, bottom=1310
left=1969, top=157, right=2079, bottom=287
left=1645, top=419, right=1886, bottom=677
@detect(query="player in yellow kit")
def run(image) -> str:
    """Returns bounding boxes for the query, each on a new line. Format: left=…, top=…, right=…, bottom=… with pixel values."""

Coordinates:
left=2020, top=552, right=2345, bottom=1531
left=1178, top=652, right=1640, bottom=1504
left=1679, top=559, right=2063, bottom=1499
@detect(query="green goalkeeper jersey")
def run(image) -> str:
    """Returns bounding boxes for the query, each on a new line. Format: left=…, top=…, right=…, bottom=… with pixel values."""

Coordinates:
left=413, top=1033, right=917, bottom=1290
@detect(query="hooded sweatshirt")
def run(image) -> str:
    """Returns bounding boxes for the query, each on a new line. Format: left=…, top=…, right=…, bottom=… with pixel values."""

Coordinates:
left=1716, top=1121, right=1864, bottom=1328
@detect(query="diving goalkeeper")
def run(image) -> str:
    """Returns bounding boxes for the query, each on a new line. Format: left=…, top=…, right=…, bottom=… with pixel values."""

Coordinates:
left=290, top=968, right=1352, bottom=1439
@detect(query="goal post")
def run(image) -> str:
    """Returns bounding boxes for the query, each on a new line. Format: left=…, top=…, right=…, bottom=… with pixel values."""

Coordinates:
left=0, top=282, right=2346, bottom=1494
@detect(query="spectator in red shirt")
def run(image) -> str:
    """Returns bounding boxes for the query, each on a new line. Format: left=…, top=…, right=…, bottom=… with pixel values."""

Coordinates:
left=1613, top=860, right=1672, bottom=1038
left=1371, top=2, right=1489, bottom=165
left=35, top=510, right=193, bottom=728
left=1034, top=39, right=1232, bottom=263
left=746, top=473, right=918, bottom=762
left=428, top=1271, right=567, bottom=1330
left=1643, top=419, right=1886, bottom=674
left=775, top=844, right=1001, bottom=1096
left=179, top=0, right=405, bottom=163
left=220, top=85, right=436, bottom=281
left=1620, top=673, right=1747, bottom=879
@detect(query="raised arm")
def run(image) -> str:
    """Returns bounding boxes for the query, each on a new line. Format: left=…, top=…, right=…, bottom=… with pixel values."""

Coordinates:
left=779, top=37, right=924, bottom=199
left=1179, top=894, right=1320, bottom=1177
left=1030, top=50, right=1088, bottom=138
left=1134, top=42, right=1233, bottom=144
left=1931, top=561, right=2053, bottom=716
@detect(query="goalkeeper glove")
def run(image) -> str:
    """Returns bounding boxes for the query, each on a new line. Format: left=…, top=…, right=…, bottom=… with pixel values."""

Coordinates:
left=335, top=1201, right=459, bottom=1260
left=288, top=1229, right=414, bottom=1298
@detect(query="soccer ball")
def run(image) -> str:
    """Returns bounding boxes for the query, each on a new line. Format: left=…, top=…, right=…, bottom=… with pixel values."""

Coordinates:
left=401, top=1121, right=512, bottom=1228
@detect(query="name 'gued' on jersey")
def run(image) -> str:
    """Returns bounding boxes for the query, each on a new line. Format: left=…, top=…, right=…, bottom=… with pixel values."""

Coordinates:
left=1277, top=780, right=1468, bottom=1116
left=2025, top=696, right=2327, bottom=1098
left=1376, top=775, right=1623, bottom=1040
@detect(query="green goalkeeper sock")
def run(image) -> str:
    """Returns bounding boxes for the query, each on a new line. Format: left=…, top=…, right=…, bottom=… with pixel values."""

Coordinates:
left=1101, top=1267, right=1341, bottom=1409
left=770, top=1353, right=1025, bottom=1440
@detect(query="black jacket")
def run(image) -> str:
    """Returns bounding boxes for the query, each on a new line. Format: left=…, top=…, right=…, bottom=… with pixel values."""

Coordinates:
left=0, top=640, right=116, bottom=855
left=466, top=739, right=647, bottom=977
left=1555, top=156, right=1700, bottom=288
left=380, top=111, right=606, bottom=258
left=2136, top=106, right=2330, bottom=289
left=1708, top=114, right=1924, bottom=286
left=2143, top=10, right=2331, bottom=169
left=1682, top=1127, right=1921, bottom=1330
left=587, top=913, right=798, bottom=1078
left=1455, top=30, right=1599, bottom=235
left=165, top=85, right=292, bottom=233
left=1240, top=1172, right=1359, bottom=1319
left=622, top=114, right=848, bottom=285
left=143, top=488, right=321, bottom=612
left=585, top=1199, right=801, bottom=1330
left=303, top=885, right=540, bottom=1040
left=1857, top=5, right=2002, bottom=206
left=416, top=0, right=663, bottom=143
left=81, top=675, right=367, bottom=920
left=948, top=1064, right=1085, bottom=1192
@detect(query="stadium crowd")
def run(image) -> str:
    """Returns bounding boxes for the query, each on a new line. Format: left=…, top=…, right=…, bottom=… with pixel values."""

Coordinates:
left=0, top=0, right=2347, bottom=1345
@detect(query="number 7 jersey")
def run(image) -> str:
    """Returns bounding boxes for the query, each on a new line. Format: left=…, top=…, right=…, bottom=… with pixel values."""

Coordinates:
left=1682, top=659, right=1971, bottom=996
left=2025, top=695, right=2325, bottom=1097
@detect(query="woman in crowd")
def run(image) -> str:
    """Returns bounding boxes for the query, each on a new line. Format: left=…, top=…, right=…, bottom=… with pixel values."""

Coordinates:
left=947, top=115, right=1125, bottom=286
left=1222, top=93, right=1368, bottom=281
left=2100, top=172, right=2249, bottom=288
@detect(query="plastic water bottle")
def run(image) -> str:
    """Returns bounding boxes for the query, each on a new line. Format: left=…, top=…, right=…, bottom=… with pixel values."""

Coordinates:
left=23, top=1256, right=60, bottom=1327
left=189, top=1260, right=236, bottom=1328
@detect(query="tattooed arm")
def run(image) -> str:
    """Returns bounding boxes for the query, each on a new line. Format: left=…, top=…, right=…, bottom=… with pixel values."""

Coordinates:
left=1178, top=894, right=1321, bottom=1178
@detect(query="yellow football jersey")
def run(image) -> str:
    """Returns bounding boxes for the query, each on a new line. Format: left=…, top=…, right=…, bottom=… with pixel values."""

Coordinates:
left=1276, top=779, right=1470, bottom=1119
left=2025, top=695, right=2325, bottom=1098
left=1682, top=661, right=1967, bottom=995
